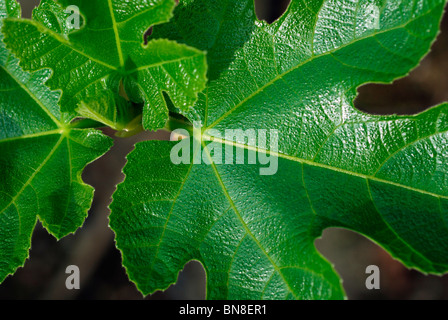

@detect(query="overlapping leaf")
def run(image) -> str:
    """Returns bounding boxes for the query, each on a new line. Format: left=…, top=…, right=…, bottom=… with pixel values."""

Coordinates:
left=2, top=0, right=208, bottom=130
left=110, top=0, right=448, bottom=299
left=0, top=0, right=113, bottom=282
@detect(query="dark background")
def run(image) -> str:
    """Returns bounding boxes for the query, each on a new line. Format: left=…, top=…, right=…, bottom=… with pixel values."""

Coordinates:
left=1, top=0, right=448, bottom=300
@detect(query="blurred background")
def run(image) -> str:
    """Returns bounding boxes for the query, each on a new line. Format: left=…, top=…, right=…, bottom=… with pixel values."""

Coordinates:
left=1, top=0, right=448, bottom=300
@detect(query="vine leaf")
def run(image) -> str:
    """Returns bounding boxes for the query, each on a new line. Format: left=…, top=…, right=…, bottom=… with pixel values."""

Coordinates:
left=2, top=0, right=208, bottom=131
left=0, top=0, right=113, bottom=282
left=110, top=0, right=448, bottom=299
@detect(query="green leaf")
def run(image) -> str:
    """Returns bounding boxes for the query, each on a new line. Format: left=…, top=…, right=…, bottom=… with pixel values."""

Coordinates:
left=110, top=0, right=448, bottom=299
left=2, top=0, right=208, bottom=130
left=0, top=1, right=113, bottom=282
left=76, top=89, right=140, bottom=132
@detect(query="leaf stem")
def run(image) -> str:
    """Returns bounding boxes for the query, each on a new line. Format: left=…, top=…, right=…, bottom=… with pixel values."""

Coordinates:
left=115, top=115, right=144, bottom=138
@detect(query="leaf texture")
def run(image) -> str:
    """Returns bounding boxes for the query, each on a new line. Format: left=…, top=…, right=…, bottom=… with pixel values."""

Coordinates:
left=110, top=0, right=448, bottom=299
left=2, top=0, right=208, bottom=130
left=0, top=0, right=113, bottom=282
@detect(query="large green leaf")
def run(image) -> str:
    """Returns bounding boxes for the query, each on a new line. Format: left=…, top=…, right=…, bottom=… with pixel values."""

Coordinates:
left=2, top=0, right=208, bottom=130
left=0, top=0, right=113, bottom=282
left=110, top=0, right=448, bottom=299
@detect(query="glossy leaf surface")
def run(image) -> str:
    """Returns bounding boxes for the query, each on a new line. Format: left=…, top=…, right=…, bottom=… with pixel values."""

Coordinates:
left=110, top=0, right=448, bottom=299
left=0, top=0, right=112, bottom=282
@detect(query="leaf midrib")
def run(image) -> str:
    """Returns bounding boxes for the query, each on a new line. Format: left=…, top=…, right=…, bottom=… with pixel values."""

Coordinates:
left=0, top=130, right=62, bottom=143
left=107, top=0, right=124, bottom=68
left=205, top=5, right=439, bottom=129
left=5, top=19, right=204, bottom=80
left=202, top=141, right=342, bottom=299
left=4, top=18, right=118, bottom=70
left=1, top=59, right=61, bottom=127
left=201, top=141, right=298, bottom=299
left=365, top=179, right=438, bottom=269
left=0, top=135, right=65, bottom=217
left=201, top=134, right=448, bottom=200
